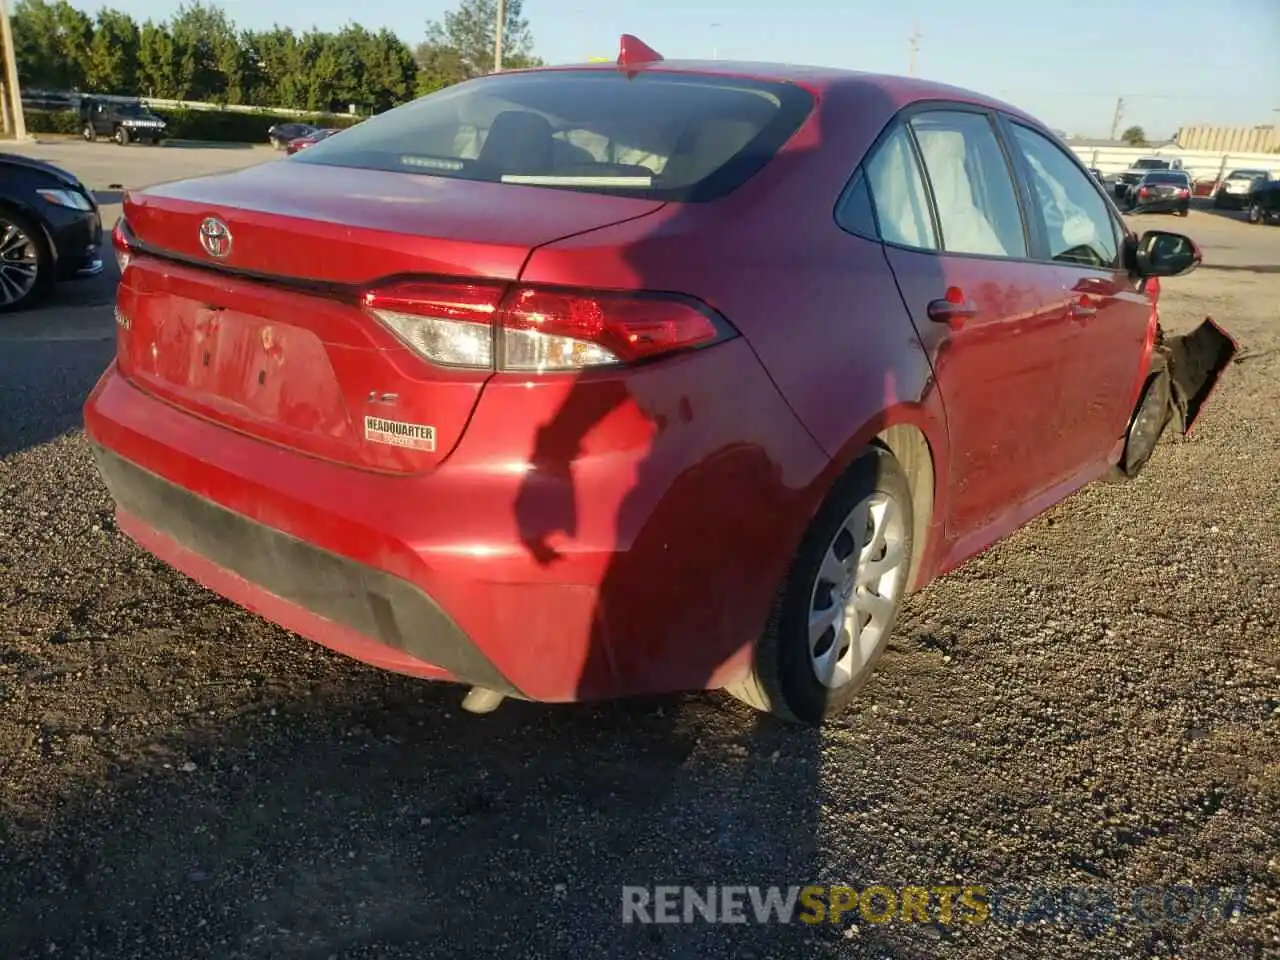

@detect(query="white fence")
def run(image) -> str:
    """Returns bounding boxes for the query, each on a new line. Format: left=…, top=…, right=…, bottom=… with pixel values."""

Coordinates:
left=1066, top=145, right=1279, bottom=185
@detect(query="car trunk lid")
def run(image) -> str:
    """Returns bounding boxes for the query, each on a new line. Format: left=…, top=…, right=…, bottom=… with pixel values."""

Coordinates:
left=115, top=162, right=666, bottom=473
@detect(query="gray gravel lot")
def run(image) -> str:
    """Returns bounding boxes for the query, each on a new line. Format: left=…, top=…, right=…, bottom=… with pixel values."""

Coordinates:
left=0, top=144, right=1277, bottom=960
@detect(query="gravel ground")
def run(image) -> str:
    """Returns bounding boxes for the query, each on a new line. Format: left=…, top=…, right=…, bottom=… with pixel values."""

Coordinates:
left=0, top=146, right=1276, bottom=959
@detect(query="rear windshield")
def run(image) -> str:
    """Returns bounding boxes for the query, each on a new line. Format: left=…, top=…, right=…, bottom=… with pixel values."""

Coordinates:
left=292, top=69, right=815, bottom=202
left=1133, top=159, right=1170, bottom=169
left=1228, top=169, right=1267, bottom=178
left=1143, top=172, right=1188, bottom=184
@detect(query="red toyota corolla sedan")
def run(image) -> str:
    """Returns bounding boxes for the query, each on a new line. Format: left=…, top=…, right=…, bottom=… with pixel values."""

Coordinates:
left=285, top=128, right=340, bottom=156
left=86, top=37, right=1235, bottom=725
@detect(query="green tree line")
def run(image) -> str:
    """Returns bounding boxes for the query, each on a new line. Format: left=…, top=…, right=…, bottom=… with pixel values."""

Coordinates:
left=8, top=0, right=542, bottom=113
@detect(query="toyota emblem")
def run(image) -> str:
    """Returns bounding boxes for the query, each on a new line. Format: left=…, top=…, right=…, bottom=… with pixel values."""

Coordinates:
left=198, top=217, right=232, bottom=259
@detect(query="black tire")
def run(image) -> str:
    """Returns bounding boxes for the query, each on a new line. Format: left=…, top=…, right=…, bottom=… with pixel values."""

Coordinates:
left=725, top=446, right=915, bottom=726
left=1106, top=350, right=1172, bottom=482
left=0, top=206, right=54, bottom=314
left=114, top=126, right=129, bottom=146
left=1177, top=206, right=1189, bottom=217
left=1247, top=203, right=1263, bottom=225
left=82, top=123, right=96, bottom=142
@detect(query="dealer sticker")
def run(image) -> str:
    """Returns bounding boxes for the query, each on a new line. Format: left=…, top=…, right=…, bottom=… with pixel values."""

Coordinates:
left=364, top=415, right=436, bottom=452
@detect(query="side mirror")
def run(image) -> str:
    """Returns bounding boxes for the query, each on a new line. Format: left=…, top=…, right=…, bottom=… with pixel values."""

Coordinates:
left=1134, top=230, right=1201, bottom=278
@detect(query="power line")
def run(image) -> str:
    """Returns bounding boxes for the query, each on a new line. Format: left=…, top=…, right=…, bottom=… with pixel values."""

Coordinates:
left=907, top=23, right=922, bottom=77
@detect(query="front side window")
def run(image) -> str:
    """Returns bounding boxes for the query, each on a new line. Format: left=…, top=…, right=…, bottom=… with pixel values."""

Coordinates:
left=908, top=110, right=1027, bottom=259
left=863, top=125, right=937, bottom=250
left=292, top=70, right=814, bottom=202
left=1010, top=123, right=1120, bottom=268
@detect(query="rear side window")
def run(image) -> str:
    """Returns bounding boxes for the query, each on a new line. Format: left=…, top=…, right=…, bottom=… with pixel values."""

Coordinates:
left=293, top=70, right=813, bottom=202
left=864, top=126, right=938, bottom=250
left=908, top=110, right=1027, bottom=259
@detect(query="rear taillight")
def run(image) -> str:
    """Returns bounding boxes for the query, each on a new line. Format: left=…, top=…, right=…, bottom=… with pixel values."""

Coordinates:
left=112, top=218, right=132, bottom=273
left=362, top=282, right=733, bottom=373
left=1139, top=187, right=1149, bottom=197
left=364, top=281, right=502, bottom=368
left=1178, top=188, right=1190, bottom=197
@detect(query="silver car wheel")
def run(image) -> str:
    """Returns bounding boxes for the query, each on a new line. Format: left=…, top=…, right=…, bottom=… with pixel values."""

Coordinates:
left=0, top=218, right=40, bottom=307
left=808, top=491, right=908, bottom=689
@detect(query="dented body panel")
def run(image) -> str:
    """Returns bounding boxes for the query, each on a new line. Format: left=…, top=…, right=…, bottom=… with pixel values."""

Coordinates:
left=1159, top=318, right=1238, bottom=434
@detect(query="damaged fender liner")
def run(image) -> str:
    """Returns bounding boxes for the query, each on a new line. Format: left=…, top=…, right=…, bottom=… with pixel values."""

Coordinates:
left=91, top=444, right=523, bottom=697
left=1157, top=317, right=1237, bottom=434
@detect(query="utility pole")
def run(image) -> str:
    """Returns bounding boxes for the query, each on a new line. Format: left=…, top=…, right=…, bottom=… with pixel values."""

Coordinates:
left=1109, top=96, right=1125, bottom=141
left=492, top=0, right=505, bottom=72
left=908, top=23, right=922, bottom=77
left=0, top=0, right=28, bottom=141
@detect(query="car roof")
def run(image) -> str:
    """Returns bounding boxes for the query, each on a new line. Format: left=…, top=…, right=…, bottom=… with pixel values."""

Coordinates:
left=521, top=60, right=1043, bottom=125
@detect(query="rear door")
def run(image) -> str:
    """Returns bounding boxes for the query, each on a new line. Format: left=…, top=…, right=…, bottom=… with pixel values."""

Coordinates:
left=868, top=107, right=1075, bottom=538
left=1000, top=119, right=1152, bottom=474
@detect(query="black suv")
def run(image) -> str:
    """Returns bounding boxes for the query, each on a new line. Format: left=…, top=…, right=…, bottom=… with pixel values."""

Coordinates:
left=1246, top=179, right=1280, bottom=226
left=79, top=96, right=167, bottom=145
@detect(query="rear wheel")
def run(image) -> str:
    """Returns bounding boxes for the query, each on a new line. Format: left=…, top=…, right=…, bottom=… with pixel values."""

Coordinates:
left=1177, top=205, right=1189, bottom=217
left=81, top=123, right=96, bottom=142
left=1248, top=202, right=1263, bottom=224
left=0, top=208, right=53, bottom=314
left=725, top=447, right=914, bottom=726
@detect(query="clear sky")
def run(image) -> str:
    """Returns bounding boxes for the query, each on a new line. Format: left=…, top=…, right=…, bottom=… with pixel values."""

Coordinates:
left=76, top=0, right=1279, bottom=138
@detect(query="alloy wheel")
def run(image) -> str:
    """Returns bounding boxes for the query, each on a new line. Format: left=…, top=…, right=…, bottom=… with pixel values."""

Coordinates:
left=0, top=219, right=40, bottom=307
left=807, top=491, right=908, bottom=689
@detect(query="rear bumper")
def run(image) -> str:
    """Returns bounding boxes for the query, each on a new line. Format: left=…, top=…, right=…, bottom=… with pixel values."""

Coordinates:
left=92, top=443, right=518, bottom=693
left=1132, top=198, right=1188, bottom=213
left=84, top=340, right=826, bottom=702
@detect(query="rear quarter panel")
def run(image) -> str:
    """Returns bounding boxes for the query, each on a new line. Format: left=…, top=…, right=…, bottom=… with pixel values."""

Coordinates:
left=519, top=77, right=952, bottom=577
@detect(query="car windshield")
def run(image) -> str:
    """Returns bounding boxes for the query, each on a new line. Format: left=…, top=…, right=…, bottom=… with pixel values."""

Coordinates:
left=292, top=69, right=814, bottom=201
left=1228, top=169, right=1267, bottom=179
left=1133, top=159, right=1169, bottom=169
left=117, top=102, right=148, bottom=117
left=1144, top=172, right=1188, bottom=184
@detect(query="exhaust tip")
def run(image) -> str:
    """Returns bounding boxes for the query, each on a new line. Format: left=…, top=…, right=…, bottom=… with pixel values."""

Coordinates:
left=461, top=686, right=505, bottom=714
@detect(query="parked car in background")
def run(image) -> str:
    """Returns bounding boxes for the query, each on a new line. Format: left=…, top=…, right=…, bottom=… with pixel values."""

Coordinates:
left=1213, top=168, right=1271, bottom=209
left=1246, top=178, right=1280, bottom=225
left=1113, top=156, right=1183, bottom=199
left=90, top=40, right=1235, bottom=726
left=268, top=122, right=318, bottom=151
left=0, top=153, right=103, bottom=312
left=1123, top=170, right=1191, bottom=216
left=285, top=128, right=341, bottom=155
left=79, top=96, right=166, bottom=145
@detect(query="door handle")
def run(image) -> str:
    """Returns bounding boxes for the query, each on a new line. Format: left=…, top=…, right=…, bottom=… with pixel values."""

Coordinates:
left=927, top=298, right=979, bottom=325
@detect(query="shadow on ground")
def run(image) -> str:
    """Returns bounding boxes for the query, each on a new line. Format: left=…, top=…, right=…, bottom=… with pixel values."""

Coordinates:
left=162, top=140, right=258, bottom=151
left=0, top=676, right=902, bottom=959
